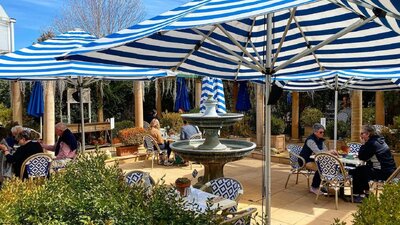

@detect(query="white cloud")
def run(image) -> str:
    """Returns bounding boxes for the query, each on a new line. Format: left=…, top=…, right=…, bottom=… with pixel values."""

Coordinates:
left=19, top=0, right=60, bottom=9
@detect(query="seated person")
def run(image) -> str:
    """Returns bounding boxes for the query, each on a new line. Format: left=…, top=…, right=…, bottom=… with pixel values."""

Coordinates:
left=299, top=123, right=337, bottom=195
left=148, top=118, right=172, bottom=166
left=349, top=125, right=396, bottom=202
left=0, top=130, right=44, bottom=179
left=180, top=120, right=200, bottom=140
left=41, top=122, right=78, bottom=169
left=0, top=127, right=13, bottom=184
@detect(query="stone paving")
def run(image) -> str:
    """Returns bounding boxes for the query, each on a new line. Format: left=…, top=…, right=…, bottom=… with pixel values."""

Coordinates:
left=118, top=157, right=357, bottom=225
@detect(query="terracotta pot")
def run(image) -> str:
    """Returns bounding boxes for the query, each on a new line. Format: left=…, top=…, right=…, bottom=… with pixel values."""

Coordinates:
left=175, top=181, right=191, bottom=197
left=341, top=145, right=350, bottom=154
left=116, top=145, right=139, bottom=156
left=112, top=137, right=121, bottom=144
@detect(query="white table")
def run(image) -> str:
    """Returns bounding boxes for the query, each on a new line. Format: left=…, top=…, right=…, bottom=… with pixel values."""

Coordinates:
left=183, top=187, right=237, bottom=212
left=310, top=154, right=364, bottom=167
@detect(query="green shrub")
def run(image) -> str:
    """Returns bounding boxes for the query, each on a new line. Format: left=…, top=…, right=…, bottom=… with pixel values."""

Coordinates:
left=300, top=108, right=324, bottom=127
left=362, top=107, right=375, bottom=125
left=221, top=113, right=254, bottom=138
left=393, top=115, right=400, bottom=128
left=326, top=120, right=350, bottom=140
left=271, top=115, right=285, bottom=135
left=0, top=103, right=12, bottom=125
left=160, top=112, right=183, bottom=133
left=112, top=120, right=134, bottom=137
left=0, top=153, right=220, bottom=224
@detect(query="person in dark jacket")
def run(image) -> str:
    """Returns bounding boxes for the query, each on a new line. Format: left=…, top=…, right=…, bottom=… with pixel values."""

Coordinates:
left=299, top=123, right=338, bottom=195
left=349, top=125, right=396, bottom=202
left=0, top=130, right=43, bottom=179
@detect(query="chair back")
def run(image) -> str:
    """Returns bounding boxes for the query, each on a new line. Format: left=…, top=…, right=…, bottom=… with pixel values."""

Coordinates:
left=189, top=133, right=202, bottom=140
left=20, top=153, right=52, bottom=179
left=315, top=153, right=347, bottom=181
left=347, top=142, right=361, bottom=154
left=143, top=121, right=150, bottom=129
left=387, top=166, right=400, bottom=184
left=124, top=170, right=155, bottom=186
left=337, top=112, right=349, bottom=122
left=143, top=135, right=160, bottom=152
left=287, top=144, right=304, bottom=170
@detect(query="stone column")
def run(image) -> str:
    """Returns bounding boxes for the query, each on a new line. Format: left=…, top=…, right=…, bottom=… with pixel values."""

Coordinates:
left=351, top=90, right=362, bottom=142
left=134, top=81, right=144, bottom=128
left=155, top=79, right=162, bottom=116
left=291, top=92, right=300, bottom=141
left=43, top=81, right=55, bottom=145
left=11, top=81, right=23, bottom=125
left=375, top=91, right=385, bottom=125
left=97, top=82, right=104, bottom=122
left=195, top=79, right=202, bottom=108
left=256, top=84, right=264, bottom=146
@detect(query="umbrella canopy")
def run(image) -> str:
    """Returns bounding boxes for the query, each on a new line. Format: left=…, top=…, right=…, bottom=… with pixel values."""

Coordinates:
left=0, top=29, right=168, bottom=80
left=27, top=81, right=44, bottom=118
left=174, top=77, right=191, bottom=112
left=65, top=0, right=400, bottom=80
left=236, top=81, right=251, bottom=112
left=200, top=77, right=226, bottom=113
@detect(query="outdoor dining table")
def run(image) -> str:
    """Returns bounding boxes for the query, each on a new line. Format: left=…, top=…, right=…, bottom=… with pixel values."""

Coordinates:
left=183, top=187, right=237, bottom=213
left=310, top=154, right=365, bottom=167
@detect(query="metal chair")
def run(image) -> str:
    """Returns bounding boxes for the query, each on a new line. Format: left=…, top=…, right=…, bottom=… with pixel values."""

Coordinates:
left=143, top=121, right=150, bottom=129
left=20, top=153, right=52, bottom=179
left=369, top=166, right=400, bottom=196
left=124, top=170, right=155, bottom=186
left=143, top=135, right=166, bottom=169
left=315, top=153, right=353, bottom=209
left=189, top=133, right=202, bottom=140
left=219, top=207, right=257, bottom=225
left=285, top=144, right=313, bottom=188
left=347, top=142, right=362, bottom=154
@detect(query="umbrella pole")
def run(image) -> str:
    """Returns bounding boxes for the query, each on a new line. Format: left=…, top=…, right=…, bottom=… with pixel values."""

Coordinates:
left=334, top=90, right=338, bottom=151
left=79, top=77, right=86, bottom=151
left=40, top=116, right=43, bottom=139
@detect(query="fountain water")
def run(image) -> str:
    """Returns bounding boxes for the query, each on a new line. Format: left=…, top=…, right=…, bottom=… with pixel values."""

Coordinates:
left=170, top=97, right=256, bottom=186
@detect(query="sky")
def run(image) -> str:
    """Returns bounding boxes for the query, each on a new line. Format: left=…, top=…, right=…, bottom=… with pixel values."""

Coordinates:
left=0, top=0, right=190, bottom=50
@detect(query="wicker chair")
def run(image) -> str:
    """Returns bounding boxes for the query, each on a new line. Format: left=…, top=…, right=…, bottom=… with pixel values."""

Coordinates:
left=347, top=142, right=362, bottom=154
left=124, top=170, right=155, bottom=186
left=143, top=135, right=166, bottom=169
left=143, top=121, right=150, bottom=129
left=201, top=177, right=243, bottom=211
left=20, top=153, right=52, bottom=179
left=219, top=207, right=257, bottom=225
left=315, top=153, right=353, bottom=209
left=369, top=166, right=400, bottom=196
left=285, top=144, right=313, bottom=188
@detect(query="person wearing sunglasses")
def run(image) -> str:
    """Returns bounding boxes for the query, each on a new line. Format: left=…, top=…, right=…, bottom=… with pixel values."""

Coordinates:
left=299, top=123, right=338, bottom=195
left=349, top=125, right=396, bottom=203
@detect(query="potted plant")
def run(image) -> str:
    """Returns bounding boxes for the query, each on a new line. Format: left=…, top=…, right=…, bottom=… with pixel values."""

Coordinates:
left=300, top=107, right=324, bottom=136
left=175, top=177, right=191, bottom=197
left=112, top=120, right=134, bottom=144
left=271, top=115, right=286, bottom=152
left=116, top=127, right=148, bottom=156
left=325, top=120, right=349, bottom=150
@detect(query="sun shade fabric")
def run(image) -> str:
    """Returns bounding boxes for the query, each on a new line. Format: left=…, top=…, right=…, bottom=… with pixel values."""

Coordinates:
left=65, top=0, right=400, bottom=81
left=200, top=77, right=226, bottom=114
left=27, top=81, right=44, bottom=118
left=0, top=30, right=168, bottom=80
left=174, top=77, right=191, bottom=112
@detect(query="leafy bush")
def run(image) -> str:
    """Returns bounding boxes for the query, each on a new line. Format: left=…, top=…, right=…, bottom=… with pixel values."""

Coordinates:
left=118, top=127, right=148, bottom=145
left=393, top=115, right=400, bottom=128
left=326, top=120, right=350, bottom=140
left=380, top=127, right=400, bottom=152
left=362, top=107, right=375, bottom=125
left=300, top=108, right=324, bottom=127
left=271, top=115, right=285, bottom=135
left=112, top=120, right=134, bottom=137
left=221, top=113, right=253, bottom=138
left=0, top=103, right=11, bottom=125
left=160, top=112, right=183, bottom=133
left=0, top=153, right=220, bottom=224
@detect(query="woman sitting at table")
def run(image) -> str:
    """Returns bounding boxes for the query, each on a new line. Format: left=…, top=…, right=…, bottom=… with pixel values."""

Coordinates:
left=0, top=130, right=43, bottom=179
left=349, top=125, right=396, bottom=202
left=299, top=123, right=338, bottom=195
left=149, top=119, right=172, bottom=166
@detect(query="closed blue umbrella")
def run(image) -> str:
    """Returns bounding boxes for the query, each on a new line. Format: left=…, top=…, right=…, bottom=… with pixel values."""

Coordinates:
left=236, top=81, right=251, bottom=112
left=27, top=81, right=44, bottom=118
left=174, top=77, right=191, bottom=112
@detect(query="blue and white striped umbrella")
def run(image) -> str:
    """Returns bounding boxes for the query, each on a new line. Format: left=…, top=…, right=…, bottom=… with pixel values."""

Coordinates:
left=0, top=29, right=168, bottom=80
left=200, top=77, right=226, bottom=114
left=65, top=0, right=400, bottom=81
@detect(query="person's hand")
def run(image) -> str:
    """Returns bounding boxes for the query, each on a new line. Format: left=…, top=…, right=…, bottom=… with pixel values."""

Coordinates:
left=328, top=149, right=338, bottom=156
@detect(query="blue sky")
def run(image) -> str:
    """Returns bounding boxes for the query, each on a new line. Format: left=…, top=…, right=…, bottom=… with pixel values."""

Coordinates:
left=0, top=0, right=190, bottom=50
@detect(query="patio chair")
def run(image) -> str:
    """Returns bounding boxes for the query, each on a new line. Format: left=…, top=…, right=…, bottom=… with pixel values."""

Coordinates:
left=369, top=166, right=400, bottom=196
left=20, top=153, right=52, bottom=179
left=189, top=133, right=202, bottom=140
left=285, top=144, right=313, bottom=189
left=124, top=170, right=155, bottom=186
left=315, top=153, right=353, bottom=209
left=347, top=142, right=362, bottom=154
left=143, top=135, right=167, bottom=169
left=219, top=207, right=257, bottom=225
left=337, top=112, right=349, bottom=122
left=143, top=121, right=150, bottom=129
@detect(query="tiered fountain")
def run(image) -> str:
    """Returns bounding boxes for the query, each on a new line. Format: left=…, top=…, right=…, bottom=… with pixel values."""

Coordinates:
left=170, top=97, right=256, bottom=186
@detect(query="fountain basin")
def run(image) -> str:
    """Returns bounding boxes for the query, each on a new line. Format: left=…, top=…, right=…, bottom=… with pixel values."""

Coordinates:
left=181, top=113, right=243, bottom=129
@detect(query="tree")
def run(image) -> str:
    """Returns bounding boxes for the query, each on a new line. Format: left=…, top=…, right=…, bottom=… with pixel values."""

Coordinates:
left=53, top=0, right=145, bottom=38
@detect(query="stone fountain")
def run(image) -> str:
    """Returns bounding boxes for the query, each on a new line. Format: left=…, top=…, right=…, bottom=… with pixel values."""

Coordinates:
left=170, top=97, right=256, bottom=186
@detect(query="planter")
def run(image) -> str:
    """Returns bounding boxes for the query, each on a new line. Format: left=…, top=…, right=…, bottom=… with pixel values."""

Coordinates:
left=271, top=134, right=286, bottom=152
left=112, top=137, right=121, bottom=144
left=175, top=178, right=191, bottom=197
left=303, top=126, right=313, bottom=138
left=116, top=145, right=139, bottom=156
left=326, top=140, right=345, bottom=151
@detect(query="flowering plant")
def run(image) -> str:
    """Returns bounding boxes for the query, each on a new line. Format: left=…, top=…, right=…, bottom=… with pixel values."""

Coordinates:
left=118, top=127, right=148, bottom=145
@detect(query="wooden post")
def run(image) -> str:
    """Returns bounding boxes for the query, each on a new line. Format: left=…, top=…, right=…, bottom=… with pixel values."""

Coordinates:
left=11, top=81, right=23, bottom=125
left=97, top=81, right=104, bottom=122
left=351, top=90, right=362, bottom=142
left=195, top=79, right=201, bottom=108
left=155, top=79, right=162, bottom=117
left=291, top=92, right=300, bottom=141
left=232, top=81, right=239, bottom=112
left=43, top=81, right=55, bottom=145
left=375, top=91, right=385, bottom=125
left=134, top=81, right=144, bottom=128
left=256, top=84, right=264, bottom=146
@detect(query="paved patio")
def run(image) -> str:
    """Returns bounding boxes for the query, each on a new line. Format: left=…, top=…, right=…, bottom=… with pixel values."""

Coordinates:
left=118, top=156, right=357, bottom=225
